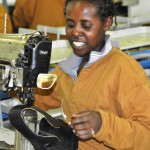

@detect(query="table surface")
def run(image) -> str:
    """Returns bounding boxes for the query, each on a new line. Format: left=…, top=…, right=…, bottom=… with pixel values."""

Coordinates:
left=113, top=33, right=150, bottom=50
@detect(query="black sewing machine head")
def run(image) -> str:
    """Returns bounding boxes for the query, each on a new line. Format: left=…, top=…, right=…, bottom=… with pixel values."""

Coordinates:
left=0, top=32, right=52, bottom=105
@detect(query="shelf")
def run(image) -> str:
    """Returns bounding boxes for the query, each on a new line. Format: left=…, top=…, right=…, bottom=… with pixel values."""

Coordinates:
left=107, top=26, right=150, bottom=50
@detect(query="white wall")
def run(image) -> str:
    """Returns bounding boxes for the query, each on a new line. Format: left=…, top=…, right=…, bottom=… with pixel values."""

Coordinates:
left=128, top=0, right=150, bottom=17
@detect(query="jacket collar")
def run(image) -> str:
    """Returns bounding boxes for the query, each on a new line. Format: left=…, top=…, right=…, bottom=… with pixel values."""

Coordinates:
left=58, top=35, right=112, bottom=80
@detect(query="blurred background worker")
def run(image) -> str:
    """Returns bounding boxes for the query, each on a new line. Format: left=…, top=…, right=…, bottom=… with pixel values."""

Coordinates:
left=12, top=0, right=66, bottom=40
left=0, top=3, right=13, bottom=33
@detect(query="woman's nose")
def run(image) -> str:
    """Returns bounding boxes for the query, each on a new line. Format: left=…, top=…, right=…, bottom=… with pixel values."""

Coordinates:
left=72, top=25, right=82, bottom=37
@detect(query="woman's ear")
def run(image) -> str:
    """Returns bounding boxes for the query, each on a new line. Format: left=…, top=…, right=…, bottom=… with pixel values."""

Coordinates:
left=104, top=16, right=113, bottom=31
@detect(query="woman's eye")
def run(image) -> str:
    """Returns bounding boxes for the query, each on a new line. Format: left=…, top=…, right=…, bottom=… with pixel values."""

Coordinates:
left=82, top=24, right=92, bottom=30
left=66, top=22, right=75, bottom=28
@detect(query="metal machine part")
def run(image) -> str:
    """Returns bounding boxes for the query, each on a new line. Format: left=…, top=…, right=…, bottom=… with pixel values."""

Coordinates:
left=0, top=32, right=52, bottom=105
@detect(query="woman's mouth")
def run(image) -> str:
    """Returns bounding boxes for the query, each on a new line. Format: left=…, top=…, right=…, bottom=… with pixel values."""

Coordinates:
left=72, top=41, right=86, bottom=49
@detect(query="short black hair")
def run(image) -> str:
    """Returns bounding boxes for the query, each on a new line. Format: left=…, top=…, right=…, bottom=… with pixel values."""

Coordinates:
left=65, top=0, right=117, bottom=27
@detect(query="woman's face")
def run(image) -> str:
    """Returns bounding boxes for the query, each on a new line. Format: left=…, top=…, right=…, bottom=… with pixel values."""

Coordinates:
left=65, top=1, right=107, bottom=57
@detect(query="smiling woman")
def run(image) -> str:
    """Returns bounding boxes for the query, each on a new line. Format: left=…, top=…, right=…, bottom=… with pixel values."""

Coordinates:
left=34, top=0, right=150, bottom=150
left=65, top=0, right=117, bottom=58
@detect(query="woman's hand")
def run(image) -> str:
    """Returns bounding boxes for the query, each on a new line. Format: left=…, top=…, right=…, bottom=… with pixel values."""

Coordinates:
left=70, top=111, right=102, bottom=140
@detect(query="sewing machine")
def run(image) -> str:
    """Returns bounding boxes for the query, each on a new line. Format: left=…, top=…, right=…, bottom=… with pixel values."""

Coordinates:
left=0, top=32, right=52, bottom=149
left=0, top=32, right=52, bottom=105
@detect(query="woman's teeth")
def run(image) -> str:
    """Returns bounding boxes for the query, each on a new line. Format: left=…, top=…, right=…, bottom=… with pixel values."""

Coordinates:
left=73, top=41, right=85, bottom=47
